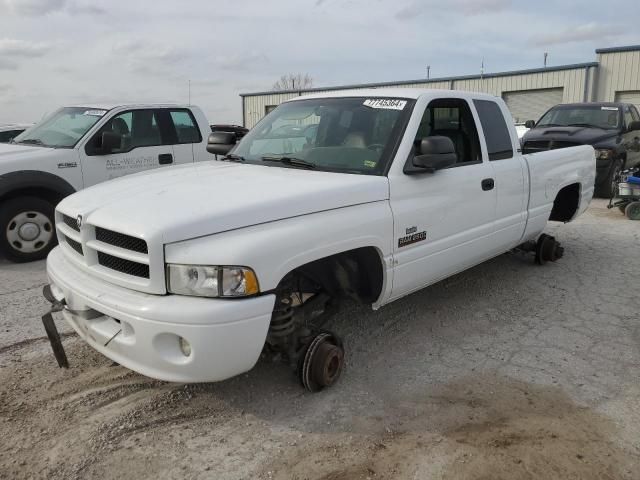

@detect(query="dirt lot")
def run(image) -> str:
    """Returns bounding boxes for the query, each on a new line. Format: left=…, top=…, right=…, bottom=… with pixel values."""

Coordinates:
left=1, top=199, right=639, bottom=479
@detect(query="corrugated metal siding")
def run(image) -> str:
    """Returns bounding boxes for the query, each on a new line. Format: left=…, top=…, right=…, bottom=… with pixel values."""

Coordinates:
left=243, top=67, right=589, bottom=128
left=596, top=50, right=640, bottom=102
left=503, top=88, right=564, bottom=122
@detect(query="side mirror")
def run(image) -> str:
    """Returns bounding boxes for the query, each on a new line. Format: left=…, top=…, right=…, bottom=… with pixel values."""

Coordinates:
left=628, top=121, right=640, bottom=132
left=412, top=136, right=457, bottom=173
left=101, top=131, right=122, bottom=154
left=207, top=132, right=236, bottom=155
left=524, top=120, right=536, bottom=129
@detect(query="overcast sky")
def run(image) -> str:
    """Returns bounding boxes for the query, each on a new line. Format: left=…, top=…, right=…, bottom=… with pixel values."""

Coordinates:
left=1, top=0, right=638, bottom=124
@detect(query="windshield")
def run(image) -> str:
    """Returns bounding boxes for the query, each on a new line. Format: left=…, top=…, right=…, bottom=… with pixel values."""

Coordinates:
left=13, top=107, right=107, bottom=148
left=537, top=105, right=621, bottom=130
left=232, top=97, right=414, bottom=175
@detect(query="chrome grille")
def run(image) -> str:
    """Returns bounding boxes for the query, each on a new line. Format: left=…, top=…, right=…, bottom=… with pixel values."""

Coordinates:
left=65, top=235, right=83, bottom=255
left=62, top=214, right=80, bottom=232
left=97, top=252, right=149, bottom=278
left=95, top=227, right=148, bottom=253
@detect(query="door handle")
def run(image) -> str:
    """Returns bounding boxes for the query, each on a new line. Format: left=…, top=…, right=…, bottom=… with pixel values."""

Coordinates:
left=481, top=178, right=495, bottom=191
left=159, top=153, right=173, bottom=165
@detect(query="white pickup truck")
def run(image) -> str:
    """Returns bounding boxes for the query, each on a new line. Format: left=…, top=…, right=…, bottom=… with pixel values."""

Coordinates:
left=0, top=103, right=210, bottom=262
left=44, top=89, right=595, bottom=392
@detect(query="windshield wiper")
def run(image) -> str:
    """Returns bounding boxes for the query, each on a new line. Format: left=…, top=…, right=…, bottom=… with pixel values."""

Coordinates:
left=220, top=153, right=245, bottom=163
left=16, top=138, right=44, bottom=145
left=261, top=156, right=316, bottom=169
left=567, top=123, right=603, bottom=129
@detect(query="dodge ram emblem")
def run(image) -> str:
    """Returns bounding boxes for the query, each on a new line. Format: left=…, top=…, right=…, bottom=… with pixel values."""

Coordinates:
left=76, top=215, right=83, bottom=230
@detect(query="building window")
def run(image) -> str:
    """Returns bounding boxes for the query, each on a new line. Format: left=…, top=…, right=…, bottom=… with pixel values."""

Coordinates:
left=265, top=105, right=277, bottom=115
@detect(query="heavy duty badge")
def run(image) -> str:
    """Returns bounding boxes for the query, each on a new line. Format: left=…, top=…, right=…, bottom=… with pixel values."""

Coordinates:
left=398, top=227, right=427, bottom=247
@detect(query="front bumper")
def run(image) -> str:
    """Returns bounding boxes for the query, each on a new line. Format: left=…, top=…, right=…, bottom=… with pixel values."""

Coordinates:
left=46, top=247, right=275, bottom=382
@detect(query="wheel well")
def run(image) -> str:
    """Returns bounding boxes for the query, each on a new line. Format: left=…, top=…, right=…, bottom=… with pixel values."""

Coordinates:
left=0, top=187, right=65, bottom=208
left=279, top=247, right=385, bottom=304
left=549, top=183, right=580, bottom=222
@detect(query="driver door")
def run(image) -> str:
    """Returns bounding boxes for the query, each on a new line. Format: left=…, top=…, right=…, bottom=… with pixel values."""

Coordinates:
left=79, top=109, right=176, bottom=187
left=389, top=98, right=497, bottom=300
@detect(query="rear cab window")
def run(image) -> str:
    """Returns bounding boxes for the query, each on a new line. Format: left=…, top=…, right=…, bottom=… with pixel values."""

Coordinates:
left=473, top=100, right=514, bottom=160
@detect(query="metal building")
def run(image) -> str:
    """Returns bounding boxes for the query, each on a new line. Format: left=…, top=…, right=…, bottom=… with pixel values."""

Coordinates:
left=240, top=44, right=640, bottom=128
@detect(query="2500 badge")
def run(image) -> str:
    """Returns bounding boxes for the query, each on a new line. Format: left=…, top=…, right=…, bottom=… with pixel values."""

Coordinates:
left=398, top=227, right=427, bottom=248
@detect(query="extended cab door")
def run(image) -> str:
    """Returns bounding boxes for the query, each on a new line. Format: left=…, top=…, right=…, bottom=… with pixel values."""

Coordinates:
left=473, top=99, right=528, bottom=252
left=388, top=97, right=497, bottom=301
left=79, top=108, right=194, bottom=187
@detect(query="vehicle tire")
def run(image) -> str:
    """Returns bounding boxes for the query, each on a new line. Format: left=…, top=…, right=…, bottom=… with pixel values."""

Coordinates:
left=596, top=160, right=622, bottom=198
left=0, top=196, right=57, bottom=262
left=618, top=204, right=628, bottom=214
left=625, top=201, right=640, bottom=220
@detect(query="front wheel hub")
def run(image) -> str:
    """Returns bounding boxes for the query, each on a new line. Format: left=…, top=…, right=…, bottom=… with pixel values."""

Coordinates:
left=6, top=211, right=53, bottom=253
left=298, top=332, right=345, bottom=392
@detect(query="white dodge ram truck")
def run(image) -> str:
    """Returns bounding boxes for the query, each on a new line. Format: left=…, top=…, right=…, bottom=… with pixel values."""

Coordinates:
left=44, top=89, right=595, bottom=391
left=0, top=104, right=210, bottom=262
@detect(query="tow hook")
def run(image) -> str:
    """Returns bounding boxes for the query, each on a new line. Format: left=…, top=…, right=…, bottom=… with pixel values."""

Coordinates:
left=41, top=285, right=69, bottom=369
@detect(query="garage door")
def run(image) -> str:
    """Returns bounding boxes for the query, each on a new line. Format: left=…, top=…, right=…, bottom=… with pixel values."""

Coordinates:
left=502, top=88, right=564, bottom=123
left=615, top=91, right=640, bottom=111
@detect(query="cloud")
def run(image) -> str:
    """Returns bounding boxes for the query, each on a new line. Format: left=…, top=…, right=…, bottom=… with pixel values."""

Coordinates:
left=212, top=51, right=268, bottom=72
left=1, top=0, right=105, bottom=16
left=0, top=39, right=51, bottom=57
left=532, top=22, right=616, bottom=46
left=0, top=58, right=19, bottom=70
left=67, top=2, right=106, bottom=15
left=2, top=0, right=65, bottom=15
left=396, top=0, right=510, bottom=19
left=111, top=39, right=186, bottom=74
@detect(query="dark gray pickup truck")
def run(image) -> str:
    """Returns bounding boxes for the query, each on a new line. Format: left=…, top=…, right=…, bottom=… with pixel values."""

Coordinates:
left=521, top=102, right=640, bottom=197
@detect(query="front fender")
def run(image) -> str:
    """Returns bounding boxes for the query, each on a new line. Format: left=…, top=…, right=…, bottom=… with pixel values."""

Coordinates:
left=0, top=170, right=76, bottom=200
left=164, top=201, right=394, bottom=297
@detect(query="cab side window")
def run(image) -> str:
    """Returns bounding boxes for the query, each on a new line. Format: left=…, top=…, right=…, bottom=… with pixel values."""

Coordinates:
left=87, top=109, right=163, bottom=155
left=169, top=110, right=202, bottom=144
left=414, top=98, right=482, bottom=165
left=624, top=108, right=634, bottom=129
left=473, top=100, right=513, bottom=160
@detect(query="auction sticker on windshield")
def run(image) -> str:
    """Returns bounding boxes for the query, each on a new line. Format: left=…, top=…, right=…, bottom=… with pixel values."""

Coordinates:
left=83, top=109, right=107, bottom=116
left=363, top=99, right=407, bottom=110
left=601, top=107, right=619, bottom=111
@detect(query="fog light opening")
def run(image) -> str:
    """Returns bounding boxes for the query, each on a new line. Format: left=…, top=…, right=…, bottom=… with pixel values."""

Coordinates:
left=178, top=336, right=192, bottom=357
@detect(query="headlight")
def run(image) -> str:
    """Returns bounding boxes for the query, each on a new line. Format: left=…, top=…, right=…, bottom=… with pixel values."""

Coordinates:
left=596, top=149, right=613, bottom=160
left=166, top=264, right=259, bottom=297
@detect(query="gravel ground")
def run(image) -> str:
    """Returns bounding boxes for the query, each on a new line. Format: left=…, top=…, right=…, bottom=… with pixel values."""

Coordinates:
left=1, top=199, right=639, bottom=479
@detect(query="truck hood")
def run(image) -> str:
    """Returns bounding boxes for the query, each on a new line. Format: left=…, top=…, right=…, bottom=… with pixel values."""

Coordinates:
left=0, top=142, right=55, bottom=161
left=58, top=161, right=390, bottom=244
left=523, top=126, right=619, bottom=146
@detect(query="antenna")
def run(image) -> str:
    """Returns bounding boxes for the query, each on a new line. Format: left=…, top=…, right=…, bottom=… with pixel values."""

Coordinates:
left=544, top=52, right=548, bottom=67
left=480, top=57, right=484, bottom=79
left=426, top=65, right=430, bottom=80
left=188, top=80, right=191, bottom=105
